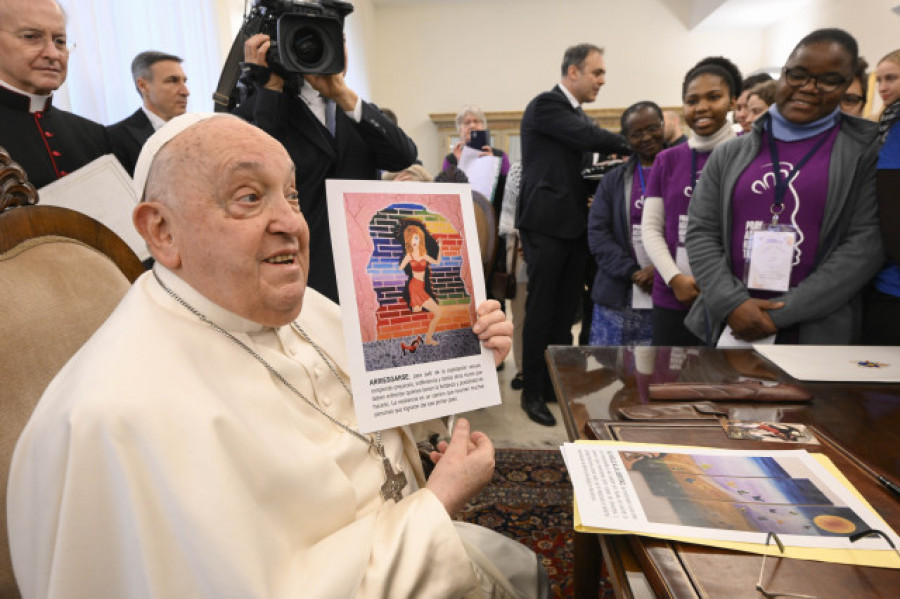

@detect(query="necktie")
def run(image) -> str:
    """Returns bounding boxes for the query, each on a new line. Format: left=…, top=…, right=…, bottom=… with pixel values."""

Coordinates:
left=325, top=98, right=337, bottom=137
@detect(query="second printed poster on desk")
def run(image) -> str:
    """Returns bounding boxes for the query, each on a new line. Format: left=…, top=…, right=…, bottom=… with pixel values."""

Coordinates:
left=327, top=180, right=500, bottom=432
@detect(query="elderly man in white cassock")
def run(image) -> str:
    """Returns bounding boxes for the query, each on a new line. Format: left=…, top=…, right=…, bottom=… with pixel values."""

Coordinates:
left=7, top=113, right=546, bottom=598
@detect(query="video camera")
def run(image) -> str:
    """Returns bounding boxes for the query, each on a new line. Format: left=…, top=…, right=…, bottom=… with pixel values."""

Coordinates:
left=242, top=0, right=354, bottom=76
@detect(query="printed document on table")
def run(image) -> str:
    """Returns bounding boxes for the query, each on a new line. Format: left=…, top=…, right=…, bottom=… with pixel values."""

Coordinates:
left=754, top=345, right=900, bottom=382
left=561, top=441, right=900, bottom=567
left=326, top=179, right=500, bottom=432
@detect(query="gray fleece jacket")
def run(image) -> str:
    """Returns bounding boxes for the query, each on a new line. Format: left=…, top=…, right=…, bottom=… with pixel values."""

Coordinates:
left=684, top=113, right=883, bottom=345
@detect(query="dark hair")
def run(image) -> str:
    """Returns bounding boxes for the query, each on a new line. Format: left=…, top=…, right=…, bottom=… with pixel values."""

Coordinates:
left=620, top=101, right=663, bottom=134
left=561, top=43, right=603, bottom=76
left=131, top=51, right=183, bottom=94
left=380, top=108, right=399, bottom=126
left=748, top=80, right=778, bottom=105
left=852, top=56, right=870, bottom=104
left=682, top=56, right=743, bottom=100
left=742, top=72, right=773, bottom=90
left=790, top=28, right=859, bottom=72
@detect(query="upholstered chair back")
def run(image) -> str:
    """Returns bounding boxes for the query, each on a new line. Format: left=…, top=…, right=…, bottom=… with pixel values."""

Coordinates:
left=0, top=205, right=143, bottom=598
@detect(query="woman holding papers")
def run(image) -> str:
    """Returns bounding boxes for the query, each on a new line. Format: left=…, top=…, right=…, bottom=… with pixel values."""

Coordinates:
left=685, top=28, right=882, bottom=345
left=641, top=56, right=742, bottom=345
left=864, top=49, right=900, bottom=344
left=587, top=101, right=666, bottom=345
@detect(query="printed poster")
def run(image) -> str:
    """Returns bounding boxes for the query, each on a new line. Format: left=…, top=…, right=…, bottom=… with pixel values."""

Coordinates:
left=326, top=180, right=500, bottom=432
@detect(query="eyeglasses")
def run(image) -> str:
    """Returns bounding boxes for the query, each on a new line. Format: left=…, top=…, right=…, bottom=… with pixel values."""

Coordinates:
left=782, top=67, right=846, bottom=92
left=756, top=529, right=900, bottom=598
left=0, top=29, right=75, bottom=53
left=626, top=123, right=663, bottom=142
left=756, top=533, right=819, bottom=599
left=841, top=93, right=864, bottom=107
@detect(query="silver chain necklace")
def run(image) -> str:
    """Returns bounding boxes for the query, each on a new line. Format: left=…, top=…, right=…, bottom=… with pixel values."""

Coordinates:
left=152, top=271, right=408, bottom=502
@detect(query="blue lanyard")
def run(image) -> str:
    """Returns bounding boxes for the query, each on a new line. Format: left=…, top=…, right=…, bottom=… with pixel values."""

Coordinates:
left=689, top=150, right=700, bottom=195
left=636, top=163, right=647, bottom=197
left=766, top=129, right=831, bottom=210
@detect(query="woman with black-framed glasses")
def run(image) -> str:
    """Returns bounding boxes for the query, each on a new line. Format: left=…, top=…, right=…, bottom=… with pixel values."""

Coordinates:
left=841, top=56, right=869, bottom=117
left=684, top=28, right=883, bottom=346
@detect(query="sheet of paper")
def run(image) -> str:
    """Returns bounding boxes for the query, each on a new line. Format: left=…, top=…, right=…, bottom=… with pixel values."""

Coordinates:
left=326, top=179, right=500, bottom=432
left=456, top=146, right=501, bottom=202
left=631, top=225, right=652, bottom=309
left=38, top=154, right=147, bottom=261
left=717, top=324, right=775, bottom=348
left=747, top=230, right=795, bottom=292
left=563, top=441, right=900, bottom=568
left=753, top=345, right=900, bottom=382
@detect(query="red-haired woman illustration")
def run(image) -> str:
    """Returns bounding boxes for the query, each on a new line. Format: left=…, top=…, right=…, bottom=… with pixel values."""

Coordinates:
left=397, top=220, right=446, bottom=345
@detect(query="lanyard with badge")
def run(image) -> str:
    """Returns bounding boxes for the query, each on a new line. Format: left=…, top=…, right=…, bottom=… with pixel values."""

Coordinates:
left=743, top=130, right=830, bottom=292
left=632, top=163, right=653, bottom=309
left=674, top=151, right=701, bottom=278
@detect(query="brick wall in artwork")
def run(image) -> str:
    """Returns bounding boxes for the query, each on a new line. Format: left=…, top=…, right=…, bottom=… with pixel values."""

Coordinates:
left=367, top=203, right=472, bottom=340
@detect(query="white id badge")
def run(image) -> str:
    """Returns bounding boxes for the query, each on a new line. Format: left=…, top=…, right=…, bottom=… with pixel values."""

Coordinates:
left=631, top=225, right=652, bottom=309
left=675, top=246, right=693, bottom=278
left=745, top=227, right=796, bottom=292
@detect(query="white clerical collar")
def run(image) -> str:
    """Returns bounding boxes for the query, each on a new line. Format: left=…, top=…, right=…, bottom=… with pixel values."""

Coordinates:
left=151, top=264, right=268, bottom=334
left=558, top=83, right=581, bottom=110
left=141, top=105, right=168, bottom=131
left=0, top=78, right=51, bottom=112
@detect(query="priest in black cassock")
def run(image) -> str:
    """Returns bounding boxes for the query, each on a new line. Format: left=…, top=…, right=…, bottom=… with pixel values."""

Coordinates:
left=0, top=0, right=112, bottom=189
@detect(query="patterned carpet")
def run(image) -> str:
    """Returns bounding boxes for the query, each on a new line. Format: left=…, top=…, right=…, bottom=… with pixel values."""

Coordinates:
left=455, top=448, right=575, bottom=598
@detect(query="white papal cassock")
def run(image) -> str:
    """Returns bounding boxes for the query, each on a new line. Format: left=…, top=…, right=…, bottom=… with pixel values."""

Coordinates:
left=7, top=266, right=522, bottom=598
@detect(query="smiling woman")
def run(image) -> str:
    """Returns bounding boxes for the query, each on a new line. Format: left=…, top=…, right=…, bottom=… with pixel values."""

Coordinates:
left=640, top=56, right=742, bottom=346
left=685, top=28, right=884, bottom=346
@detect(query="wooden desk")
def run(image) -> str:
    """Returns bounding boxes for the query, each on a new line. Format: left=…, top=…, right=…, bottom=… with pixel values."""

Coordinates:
left=547, top=346, right=900, bottom=598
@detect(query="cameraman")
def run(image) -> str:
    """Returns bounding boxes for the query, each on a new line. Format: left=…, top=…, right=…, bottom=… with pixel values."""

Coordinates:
left=238, top=32, right=418, bottom=303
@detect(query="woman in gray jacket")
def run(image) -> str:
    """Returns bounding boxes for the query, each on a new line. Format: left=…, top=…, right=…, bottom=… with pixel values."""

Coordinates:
left=685, top=28, right=883, bottom=345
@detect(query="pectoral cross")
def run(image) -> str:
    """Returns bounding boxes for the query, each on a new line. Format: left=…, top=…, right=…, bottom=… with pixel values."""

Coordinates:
left=379, top=447, right=408, bottom=502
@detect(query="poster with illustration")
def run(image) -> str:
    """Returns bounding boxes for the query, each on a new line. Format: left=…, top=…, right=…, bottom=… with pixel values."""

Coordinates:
left=327, top=180, right=500, bottom=432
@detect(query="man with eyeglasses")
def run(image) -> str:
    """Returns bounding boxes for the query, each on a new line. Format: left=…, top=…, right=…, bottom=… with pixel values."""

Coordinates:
left=0, top=0, right=112, bottom=189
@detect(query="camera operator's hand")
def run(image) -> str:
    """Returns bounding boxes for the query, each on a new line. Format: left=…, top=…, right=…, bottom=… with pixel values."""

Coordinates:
left=304, top=71, right=358, bottom=113
left=243, top=33, right=284, bottom=92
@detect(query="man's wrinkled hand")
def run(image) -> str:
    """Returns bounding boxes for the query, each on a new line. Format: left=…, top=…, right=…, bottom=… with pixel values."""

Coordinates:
left=426, top=418, right=494, bottom=515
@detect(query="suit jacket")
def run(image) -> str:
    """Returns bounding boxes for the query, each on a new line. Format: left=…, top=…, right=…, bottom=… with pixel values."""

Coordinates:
left=108, top=109, right=155, bottom=176
left=0, top=86, right=111, bottom=189
left=517, top=85, right=631, bottom=240
left=240, top=86, right=418, bottom=303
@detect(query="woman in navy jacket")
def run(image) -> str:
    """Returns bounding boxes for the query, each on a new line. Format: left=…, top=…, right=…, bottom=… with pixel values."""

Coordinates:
left=587, top=102, right=667, bottom=345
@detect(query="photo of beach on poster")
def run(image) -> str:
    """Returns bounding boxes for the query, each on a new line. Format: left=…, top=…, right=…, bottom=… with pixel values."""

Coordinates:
left=563, top=443, right=900, bottom=551
left=327, top=180, right=500, bottom=432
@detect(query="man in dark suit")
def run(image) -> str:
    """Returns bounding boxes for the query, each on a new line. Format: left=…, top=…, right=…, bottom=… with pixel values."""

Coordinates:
left=237, top=33, right=418, bottom=304
left=516, top=44, right=631, bottom=426
left=109, top=51, right=189, bottom=175
left=0, top=0, right=112, bottom=189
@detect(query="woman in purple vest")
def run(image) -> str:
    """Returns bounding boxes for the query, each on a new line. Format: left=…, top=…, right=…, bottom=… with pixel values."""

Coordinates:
left=642, top=57, right=742, bottom=345
left=685, top=29, right=883, bottom=345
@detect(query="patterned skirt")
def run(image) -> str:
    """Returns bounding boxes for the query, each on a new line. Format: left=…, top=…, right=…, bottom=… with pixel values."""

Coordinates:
left=589, top=303, right=652, bottom=346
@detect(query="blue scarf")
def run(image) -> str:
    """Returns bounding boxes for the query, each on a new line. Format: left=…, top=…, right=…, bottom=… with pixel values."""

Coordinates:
left=768, top=104, right=841, bottom=141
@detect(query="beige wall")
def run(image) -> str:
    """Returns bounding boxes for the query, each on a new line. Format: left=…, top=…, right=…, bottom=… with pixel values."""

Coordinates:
left=215, top=0, right=899, bottom=174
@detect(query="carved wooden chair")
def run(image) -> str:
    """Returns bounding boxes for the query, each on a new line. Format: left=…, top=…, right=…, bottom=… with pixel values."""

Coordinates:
left=0, top=148, right=143, bottom=597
